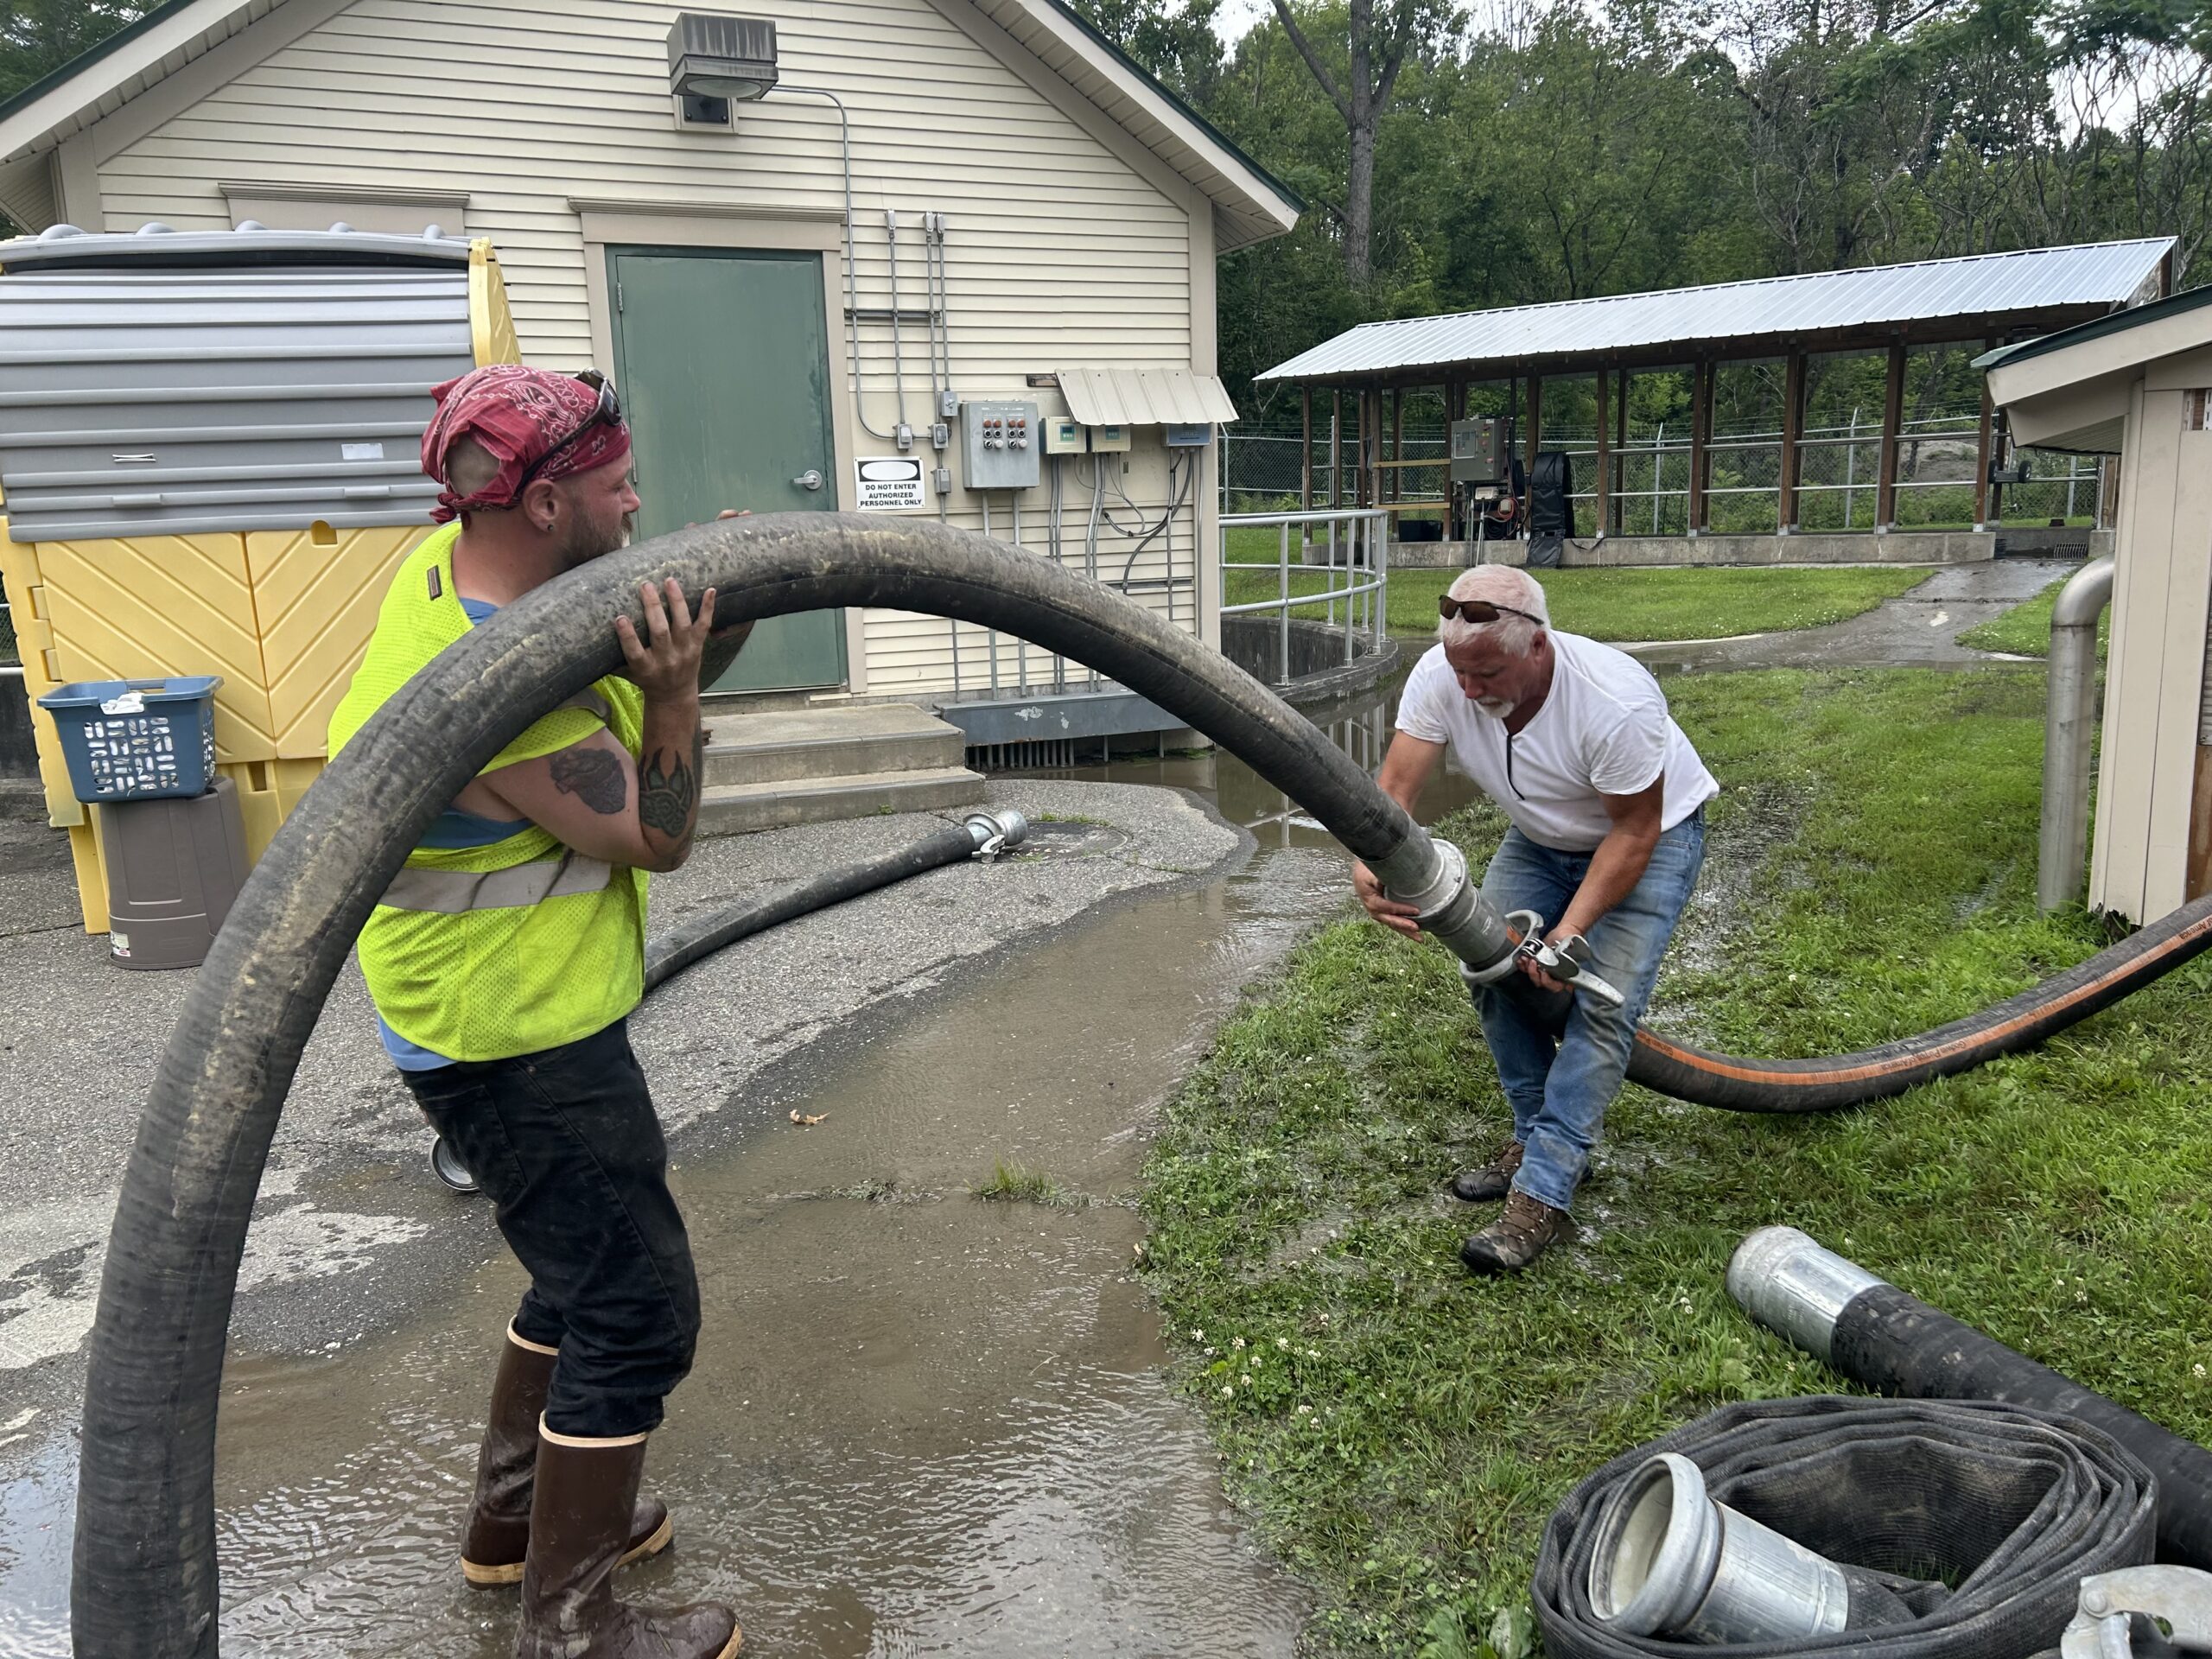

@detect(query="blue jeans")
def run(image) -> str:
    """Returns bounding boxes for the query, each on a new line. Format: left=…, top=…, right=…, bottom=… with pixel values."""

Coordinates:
left=1470, top=813, right=1706, bottom=1212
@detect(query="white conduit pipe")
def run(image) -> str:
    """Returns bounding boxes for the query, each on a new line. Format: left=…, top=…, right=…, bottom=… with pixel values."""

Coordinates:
left=2037, top=555, right=2115, bottom=911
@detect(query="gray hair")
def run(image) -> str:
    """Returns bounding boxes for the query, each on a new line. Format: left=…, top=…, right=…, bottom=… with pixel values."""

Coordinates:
left=1437, top=564, right=1548, bottom=658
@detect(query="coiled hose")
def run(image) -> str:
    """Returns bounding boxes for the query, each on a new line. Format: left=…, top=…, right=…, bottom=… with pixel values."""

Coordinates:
left=1533, top=1396, right=2158, bottom=1659
left=69, top=514, right=2211, bottom=1656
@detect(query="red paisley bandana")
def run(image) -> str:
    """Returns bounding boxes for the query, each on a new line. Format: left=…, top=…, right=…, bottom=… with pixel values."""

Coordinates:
left=421, top=365, right=632, bottom=523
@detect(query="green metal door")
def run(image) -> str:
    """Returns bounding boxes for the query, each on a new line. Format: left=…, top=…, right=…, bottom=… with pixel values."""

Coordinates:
left=608, top=248, right=844, bottom=693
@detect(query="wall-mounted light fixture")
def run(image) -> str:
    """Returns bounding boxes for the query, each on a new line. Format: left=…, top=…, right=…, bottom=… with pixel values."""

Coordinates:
left=668, top=14, right=780, bottom=105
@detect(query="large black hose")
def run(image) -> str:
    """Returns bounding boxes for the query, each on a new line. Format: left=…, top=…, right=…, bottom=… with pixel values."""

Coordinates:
left=642, top=812, right=1019, bottom=994
left=71, top=513, right=2212, bottom=1655
left=1732, top=1227, right=2212, bottom=1570
left=1624, top=892, right=2212, bottom=1111
left=1533, top=1396, right=2158, bottom=1659
left=73, top=514, right=1433, bottom=1658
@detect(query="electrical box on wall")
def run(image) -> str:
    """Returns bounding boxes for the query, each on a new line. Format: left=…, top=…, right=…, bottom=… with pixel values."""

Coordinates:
left=961, top=399, right=1040, bottom=490
left=1164, top=423, right=1212, bottom=448
left=1042, top=416, right=1086, bottom=455
left=1449, top=417, right=1503, bottom=484
left=1088, top=423, right=1131, bottom=454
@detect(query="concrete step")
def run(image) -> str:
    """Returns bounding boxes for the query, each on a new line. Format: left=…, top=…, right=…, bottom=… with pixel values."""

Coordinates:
left=702, top=703, right=964, bottom=787
left=697, top=765, right=985, bottom=837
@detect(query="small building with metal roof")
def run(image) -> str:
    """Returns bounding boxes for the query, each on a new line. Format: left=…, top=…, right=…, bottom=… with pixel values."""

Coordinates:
left=1981, top=285, right=2212, bottom=923
left=1250, top=241, right=2173, bottom=563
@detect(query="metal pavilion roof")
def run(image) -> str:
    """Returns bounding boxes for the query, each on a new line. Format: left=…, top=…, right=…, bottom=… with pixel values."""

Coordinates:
left=1256, top=238, right=2175, bottom=384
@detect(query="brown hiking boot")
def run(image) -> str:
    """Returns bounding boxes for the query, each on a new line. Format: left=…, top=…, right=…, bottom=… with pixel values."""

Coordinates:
left=1448, top=1140, right=1525, bottom=1204
left=516, top=1427, right=740, bottom=1659
left=1459, top=1190, right=1569, bottom=1275
left=461, top=1326, right=672, bottom=1587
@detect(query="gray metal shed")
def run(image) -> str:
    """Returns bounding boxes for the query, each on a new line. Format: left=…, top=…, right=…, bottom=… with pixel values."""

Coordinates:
left=0, top=222, right=477, bottom=541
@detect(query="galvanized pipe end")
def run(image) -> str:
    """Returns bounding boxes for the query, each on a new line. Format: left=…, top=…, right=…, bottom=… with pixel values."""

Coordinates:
left=964, top=807, right=1028, bottom=849
left=1590, top=1451, right=1851, bottom=1643
left=1726, top=1226, right=1885, bottom=1367
left=1370, top=833, right=1517, bottom=975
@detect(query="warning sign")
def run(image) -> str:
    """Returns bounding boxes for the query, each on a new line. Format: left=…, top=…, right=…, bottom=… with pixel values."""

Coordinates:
left=855, top=455, right=926, bottom=512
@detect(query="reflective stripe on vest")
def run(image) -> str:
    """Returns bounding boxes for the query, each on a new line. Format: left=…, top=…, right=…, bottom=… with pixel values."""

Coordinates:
left=381, top=850, right=614, bottom=914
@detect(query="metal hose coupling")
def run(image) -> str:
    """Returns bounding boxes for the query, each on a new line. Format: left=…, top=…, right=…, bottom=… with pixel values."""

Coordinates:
left=963, top=808, right=1028, bottom=861
left=1726, top=1225, right=1884, bottom=1366
left=1370, top=830, right=1518, bottom=980
left=1588, top=1451, right=1851, bottom=1644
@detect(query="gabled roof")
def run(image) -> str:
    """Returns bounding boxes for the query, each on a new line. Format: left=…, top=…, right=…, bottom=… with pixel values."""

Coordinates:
left=0, top=0, right=1300, bottom=251
left=1258, top=239, right=2176, bottom=383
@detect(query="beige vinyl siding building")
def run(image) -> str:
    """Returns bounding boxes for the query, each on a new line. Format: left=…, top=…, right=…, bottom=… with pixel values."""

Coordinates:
left=0, top=0, right=1295, bottom=707
left=1983, top=288, right=2212, bottom=923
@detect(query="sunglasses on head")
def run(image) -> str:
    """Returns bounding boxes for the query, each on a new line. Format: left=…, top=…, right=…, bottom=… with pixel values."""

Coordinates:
left=1439, top=595, right=1543, bottom=625
left=513, top=370, right=624, bottom=493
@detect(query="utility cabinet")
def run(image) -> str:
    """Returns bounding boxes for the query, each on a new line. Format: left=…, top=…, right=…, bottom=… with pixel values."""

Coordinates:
left=0, top=222, right=522, bottom=931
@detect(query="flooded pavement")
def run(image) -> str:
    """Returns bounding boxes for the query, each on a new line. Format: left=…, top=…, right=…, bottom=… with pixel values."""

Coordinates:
left=1628, top=556, right=2075, bottom=672
left=192, top=842, right=1347, bottom=1658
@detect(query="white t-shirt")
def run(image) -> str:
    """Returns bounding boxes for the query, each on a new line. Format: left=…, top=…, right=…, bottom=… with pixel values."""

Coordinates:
left=1395, top=632, right=1719, bottom=851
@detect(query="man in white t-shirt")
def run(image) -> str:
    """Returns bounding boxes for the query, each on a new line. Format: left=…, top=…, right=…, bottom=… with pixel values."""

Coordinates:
left=1352, top=564, right=1718, bottom=1274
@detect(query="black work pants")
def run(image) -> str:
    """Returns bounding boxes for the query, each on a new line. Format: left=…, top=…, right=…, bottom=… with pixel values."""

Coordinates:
left=403, top=1018, right=701, bottom=1438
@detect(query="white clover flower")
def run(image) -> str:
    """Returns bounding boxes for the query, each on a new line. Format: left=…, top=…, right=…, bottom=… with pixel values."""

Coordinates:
left=2195, top=1363, right=2206, bottom=1379
left=1307, top=1348, right=1321, bottom=1358
left=1277, top=1337, right=1290, bottom=1351
left=1192, top=1329, right=1204, bottom=1341
left=1232, top=1336, right=1247, bottom=1351
left=1297, top=1404, right=1313, bottom=1415
left=1249, top=1354, right=1262, bottom=1369
left=1220, top=1386, right=1234, bottom=1398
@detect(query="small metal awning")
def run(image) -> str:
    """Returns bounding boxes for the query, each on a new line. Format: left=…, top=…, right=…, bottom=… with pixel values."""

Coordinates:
left=1056, top=365, right=1239, bottom=426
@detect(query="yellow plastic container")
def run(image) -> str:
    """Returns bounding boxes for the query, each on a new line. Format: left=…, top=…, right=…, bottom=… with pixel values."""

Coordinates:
left=0, top=238, right=520, bottom=931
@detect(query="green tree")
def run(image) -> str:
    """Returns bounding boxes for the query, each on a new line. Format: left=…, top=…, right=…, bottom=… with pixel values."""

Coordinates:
left=1, top=0, right=149, bottom=101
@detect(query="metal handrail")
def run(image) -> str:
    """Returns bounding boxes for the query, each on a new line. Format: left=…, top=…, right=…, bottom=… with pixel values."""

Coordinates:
left=1221, top=506, right=1389, bottom=685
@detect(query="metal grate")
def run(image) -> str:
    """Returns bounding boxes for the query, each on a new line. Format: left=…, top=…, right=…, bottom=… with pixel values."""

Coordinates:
left=967, top=737, right=1080, bottom=771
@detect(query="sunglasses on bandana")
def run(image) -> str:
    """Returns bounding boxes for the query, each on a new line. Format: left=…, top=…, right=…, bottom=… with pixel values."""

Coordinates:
left=1439, top=595, right=1543, bottom=625
left=513, top=370, right=624, bottom=493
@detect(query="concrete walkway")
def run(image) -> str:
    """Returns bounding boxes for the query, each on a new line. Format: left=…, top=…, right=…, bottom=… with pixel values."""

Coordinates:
left=1626, top=557, right=2075, bottom=673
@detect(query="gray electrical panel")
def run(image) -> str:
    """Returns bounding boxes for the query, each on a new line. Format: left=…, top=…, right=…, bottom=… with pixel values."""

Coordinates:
left=1449, top=418, right=1503, bottom=485
left=961, top=399, right=1039, bottom=491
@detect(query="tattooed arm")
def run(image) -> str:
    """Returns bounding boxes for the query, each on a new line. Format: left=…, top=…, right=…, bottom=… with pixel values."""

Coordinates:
left=472, top=579, right=715, bottom=874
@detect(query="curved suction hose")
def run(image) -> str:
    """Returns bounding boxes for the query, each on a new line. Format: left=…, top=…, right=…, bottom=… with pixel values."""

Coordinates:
left=72, top=515, right=1522, bottom=1658
left=1622, top=890, right=2212, bottom=1111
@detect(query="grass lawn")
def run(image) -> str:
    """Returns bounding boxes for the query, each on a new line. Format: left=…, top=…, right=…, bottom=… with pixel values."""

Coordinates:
left=1220, top=544, right=1928, bottom=644
left=1956, top=575, right=2109, bottom=658
left=1139, top=663, right=2212, bottom=1656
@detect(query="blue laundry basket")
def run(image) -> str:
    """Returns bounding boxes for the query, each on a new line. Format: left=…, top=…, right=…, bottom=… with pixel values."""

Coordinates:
left=36, top=677, right=222, bottom=803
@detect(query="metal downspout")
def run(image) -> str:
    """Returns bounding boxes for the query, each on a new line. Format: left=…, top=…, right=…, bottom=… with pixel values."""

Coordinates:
left=2039, top=555, right=2115, bottom=910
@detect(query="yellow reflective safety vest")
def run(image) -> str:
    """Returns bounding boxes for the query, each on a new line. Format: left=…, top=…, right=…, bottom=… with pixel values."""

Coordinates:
left=329, top=523, right=648, bottom=1061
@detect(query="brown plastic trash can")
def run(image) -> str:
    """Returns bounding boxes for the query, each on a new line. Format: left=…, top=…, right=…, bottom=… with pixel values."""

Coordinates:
left=99, top=774, right=251, bottom=970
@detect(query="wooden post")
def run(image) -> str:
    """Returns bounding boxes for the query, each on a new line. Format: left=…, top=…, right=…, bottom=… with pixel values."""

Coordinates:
left=1300, top=385, right=1313, bottom=516
left=1615, top=367, right=1629, bottom=536
left=1329, top=389, right=1343, bottom=509
left=1688, top=358, right=1710, bottom=537
left=1593, top=369, right=1611, bottom=537
left=1973, top=347, right=1994, bottom=531
left=1446, top=374, right=1464, bottom=539
left=1370, top=385, right=1384, bottom=513
left=1390, top=387, right=1405, bottom=506
left=1779, top=347, right=1806, bottom=532
left=1878, top=340, right=1905, bottom=531
left=2191, top=748, right=2212, bottom=903
left=1526, top=376, right=1543, bottom=473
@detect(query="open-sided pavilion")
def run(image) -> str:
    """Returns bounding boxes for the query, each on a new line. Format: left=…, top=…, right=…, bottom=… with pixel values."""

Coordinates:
left=1255, top=239, right=2175, bottom=555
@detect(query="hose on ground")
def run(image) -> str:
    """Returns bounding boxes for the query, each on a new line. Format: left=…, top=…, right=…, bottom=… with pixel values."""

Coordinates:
left=71, top=512, right=2212, bottom=1656
left=1533, top=1395, right=2158, bottom=1659
left=1623, top=893, right=2212, bottom=1111
left=1732, top=1226, right=2212, bottom=1571
left=642, top=812, right=1019, bottom=994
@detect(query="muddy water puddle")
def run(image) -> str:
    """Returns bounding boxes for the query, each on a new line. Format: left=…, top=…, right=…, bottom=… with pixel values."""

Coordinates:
left=118, top=844, right=1341, bottom=1657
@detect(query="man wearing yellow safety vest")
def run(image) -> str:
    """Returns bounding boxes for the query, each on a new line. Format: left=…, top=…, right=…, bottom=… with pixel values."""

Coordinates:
left=330, top=365, right=747, bottom=1659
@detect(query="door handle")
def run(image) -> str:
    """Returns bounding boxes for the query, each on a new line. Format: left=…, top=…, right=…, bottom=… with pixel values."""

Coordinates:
left=792, top=469, right=824, bottom=492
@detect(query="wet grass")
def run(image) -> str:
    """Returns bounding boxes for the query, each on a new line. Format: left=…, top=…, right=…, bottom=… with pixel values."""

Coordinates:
left=1956, top=575, right=2109, bottom=659
left=973, top=1160, right=1065, bottom=1205
left=1220, top=550, right=1928, bottom=643
left=1140, top=663, right=2212, bottom=1656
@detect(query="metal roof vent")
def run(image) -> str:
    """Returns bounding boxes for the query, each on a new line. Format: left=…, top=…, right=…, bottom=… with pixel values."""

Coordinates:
left=668, top=15, right=779, bottom=103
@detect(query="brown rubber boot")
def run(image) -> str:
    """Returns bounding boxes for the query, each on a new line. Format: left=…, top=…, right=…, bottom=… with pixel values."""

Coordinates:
left=461, top=1326, right=672, bottom=1587
left=1448, top=1140, right=1525, bottom=1204
left=516, top=1426, right=741, bottom=1659
left=1459, top=1189, right=1569, bottom=1275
